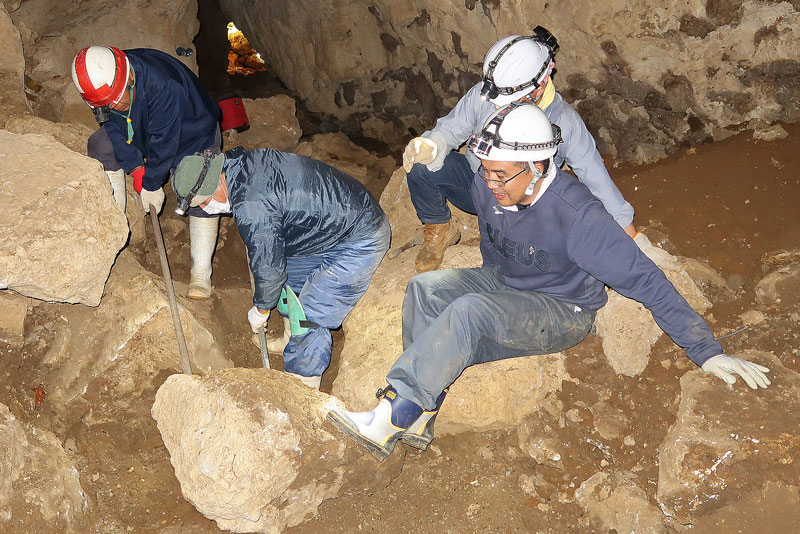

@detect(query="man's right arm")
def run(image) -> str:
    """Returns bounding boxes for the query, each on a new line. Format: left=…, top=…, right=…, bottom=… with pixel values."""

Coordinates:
left=421, top=83, right=488, bottom=171
left=234, top=201, right=287, bottom=310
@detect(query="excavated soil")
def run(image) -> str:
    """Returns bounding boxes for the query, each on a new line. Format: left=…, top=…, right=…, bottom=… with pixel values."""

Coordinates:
left=1, top=122, right=798, bottom=534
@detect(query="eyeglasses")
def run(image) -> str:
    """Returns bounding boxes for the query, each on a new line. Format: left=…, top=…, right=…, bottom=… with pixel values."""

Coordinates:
left=481, top=166, right=528, bottom=187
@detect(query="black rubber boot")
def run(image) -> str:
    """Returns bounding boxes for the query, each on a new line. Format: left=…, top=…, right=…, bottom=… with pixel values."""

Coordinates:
left=400, top=388, right=448, bottom=450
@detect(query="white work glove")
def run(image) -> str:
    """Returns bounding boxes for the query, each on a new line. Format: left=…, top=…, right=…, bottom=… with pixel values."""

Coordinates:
left=402, top=137, right=438, bottom=173
left=140, top=187, right=166, bottom=213
left=701, top=354, right=771, bottom=390
left=247, top=306, right=270, bottom=333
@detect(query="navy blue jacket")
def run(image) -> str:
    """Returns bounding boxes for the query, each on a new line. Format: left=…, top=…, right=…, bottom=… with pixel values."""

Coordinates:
left=224, top=147, right=387, bottom=310
left=473, top=168, right=722, bottom=366
left=103, top=48, right=220, bottom=191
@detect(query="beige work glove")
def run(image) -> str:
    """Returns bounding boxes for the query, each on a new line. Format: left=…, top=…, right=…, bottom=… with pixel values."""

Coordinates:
left=702, top=354, right=771, bottom=389
left=140, top=187, right=166, bottom=213
left=402, top=137, right=438, bottom=173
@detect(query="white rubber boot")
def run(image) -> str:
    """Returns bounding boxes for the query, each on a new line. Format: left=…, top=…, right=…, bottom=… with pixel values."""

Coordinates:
left=187, top=216, right=219, bottom=300
left=287, top=373, right=321, bottom=390
left=327, top=386, right=424, bottom=461
left=106, top=169, right=127, bottom=211
left=268, top=316, right=292, bottom=354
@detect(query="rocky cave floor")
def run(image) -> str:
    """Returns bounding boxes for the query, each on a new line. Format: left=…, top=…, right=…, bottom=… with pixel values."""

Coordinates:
left=1, top=123, right=799, bottom=534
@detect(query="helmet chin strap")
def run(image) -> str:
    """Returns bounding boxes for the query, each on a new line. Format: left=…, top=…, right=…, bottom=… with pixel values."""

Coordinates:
left=524, top=157, right=553, bottom=195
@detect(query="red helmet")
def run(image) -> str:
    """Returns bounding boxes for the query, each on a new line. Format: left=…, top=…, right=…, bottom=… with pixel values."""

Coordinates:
left=71, top=46, right=130, bottom=108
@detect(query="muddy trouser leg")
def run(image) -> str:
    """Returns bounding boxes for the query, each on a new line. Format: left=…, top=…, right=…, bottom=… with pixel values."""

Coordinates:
left=407, top=152, right=477, bottom=224
left=87, top=129, right=128, bottom=209
left=87, top=128, right=122, bottom=171
left=282, top=219, right=391, bottom=377
left=387, top=266, right=595, bottom=410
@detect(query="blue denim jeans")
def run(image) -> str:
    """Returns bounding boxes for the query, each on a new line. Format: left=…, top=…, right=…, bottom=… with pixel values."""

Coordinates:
left=406, top=152, right=476, bottom=224
left=386, top=266, right=595, bottom=409
left=282, top=219, right=391, bottom=377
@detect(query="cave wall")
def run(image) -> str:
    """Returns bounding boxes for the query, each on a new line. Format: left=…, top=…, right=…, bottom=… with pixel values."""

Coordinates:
left=219, top=0, right=800, bottom=163
left=7, top=0, right=200, bottom=128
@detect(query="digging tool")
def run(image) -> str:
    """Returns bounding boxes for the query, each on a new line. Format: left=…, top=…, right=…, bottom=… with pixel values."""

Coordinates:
left=387, top=228, right=424, bottom=259
left=148, top=207, right=193, bottom=375
left=248, top=270, right=271, bottom=369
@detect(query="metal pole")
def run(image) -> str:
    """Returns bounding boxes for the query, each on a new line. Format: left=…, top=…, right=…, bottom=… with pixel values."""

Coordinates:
left=149, top=208, right=193, bottom=374
left=249, top=270, right=271, bottom=369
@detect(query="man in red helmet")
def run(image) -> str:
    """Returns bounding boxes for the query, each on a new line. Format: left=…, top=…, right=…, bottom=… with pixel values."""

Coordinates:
left=71, top=46, right=222, bottom=299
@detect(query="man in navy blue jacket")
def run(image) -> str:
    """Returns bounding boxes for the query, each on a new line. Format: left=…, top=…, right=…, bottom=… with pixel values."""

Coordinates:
left=401, top=28, right=637, bottom=273
left=170, top=147, right=390, bottom=390
left=72, top=46, right=222, bottom=299
left=328, top=102, right=771, bottom=461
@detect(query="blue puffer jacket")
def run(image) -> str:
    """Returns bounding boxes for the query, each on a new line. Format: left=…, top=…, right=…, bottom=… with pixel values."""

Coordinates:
left=103, top=48, right=221, bottom=191
left=224, top=147, right=387, bottom=309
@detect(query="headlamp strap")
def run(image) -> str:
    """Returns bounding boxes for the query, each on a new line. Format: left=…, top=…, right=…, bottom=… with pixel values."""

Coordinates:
left=481, top=28, right=559, bottom=96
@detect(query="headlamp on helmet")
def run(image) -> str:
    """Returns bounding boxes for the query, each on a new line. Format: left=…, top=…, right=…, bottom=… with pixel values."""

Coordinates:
left=479, top=26, right=559, bottom=103
left=467, top=102, right=563, bottom=161
left=172, top=151, right=225, bottom=216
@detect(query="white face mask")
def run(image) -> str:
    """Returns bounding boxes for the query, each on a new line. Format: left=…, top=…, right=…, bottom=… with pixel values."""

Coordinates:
left=201, top=197, right=231, bottom=215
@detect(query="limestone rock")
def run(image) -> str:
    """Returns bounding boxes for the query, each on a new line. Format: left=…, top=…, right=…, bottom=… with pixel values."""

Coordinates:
left=0, top=290, right=30, bottom=347
left=589, top=401, right=631, bottom=441
left=4, top=115, right=95, bottom=155
left=595, top=236, right=712, bottom=377
left=575, top=471, right=666, bottom=534
left=755, top=264, right=800, bottom=307
left=10, top=0, right=201, bottom=127
left=0, top=131, right=128, bottom=305
left=656, top=351, right=800, bottom=525
left=0, top=3, right=29, bottom=127
left=224, top=95, right=301, bottom=152
left=152, top=368, right=403, bottom=534
left=438, top=353, right=570, bottom=435
left=739, top=309, right=766, bottom=327
left=678, top=256, right=736, bottom=301
left=221, top=1, right=800, bottom=164
left=293, top=132, right=395, bottom=198
left=379, top=166, right=479, bottom=258
left=517, top=432, right=565, bottom=471
left=0, top=403, right=86, bottom=532
left=39, top=251, right=233, bottom=425
left=751, top=123, right=789, bottom=142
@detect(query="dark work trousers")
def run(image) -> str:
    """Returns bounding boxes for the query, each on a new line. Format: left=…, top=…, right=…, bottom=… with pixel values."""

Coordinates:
left=406, top=152, right=477, bottom=224
left=386, top=265, right=595, bottom=410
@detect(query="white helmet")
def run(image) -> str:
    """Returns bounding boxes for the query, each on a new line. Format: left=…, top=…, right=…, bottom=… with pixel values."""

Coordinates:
left=468, top=102, right=562, bottom=163
left=481, top=26, right=559, bottom=106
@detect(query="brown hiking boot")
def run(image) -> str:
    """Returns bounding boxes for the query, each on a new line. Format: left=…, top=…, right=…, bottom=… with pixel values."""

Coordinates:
left=415, top=221, right=461, bottom=272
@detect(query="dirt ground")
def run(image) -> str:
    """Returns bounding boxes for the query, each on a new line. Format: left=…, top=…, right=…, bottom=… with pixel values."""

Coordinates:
left=1, top=122, right=798, bottom=534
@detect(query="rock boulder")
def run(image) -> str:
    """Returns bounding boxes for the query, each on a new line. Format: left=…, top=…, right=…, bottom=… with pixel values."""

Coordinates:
left=0, top=131, right=129, bottom=306
left=152, top=368, right=403, bottom=534
left=0, top=3, right=29, bottom=127
left=575, top=470, right=665, bottom=534
left=657, top=351, right=800, bottom=525
left=0, top=403, right=86, bottom=532
left=224, top=95, right=302, bottom=152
